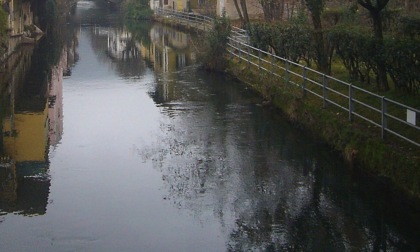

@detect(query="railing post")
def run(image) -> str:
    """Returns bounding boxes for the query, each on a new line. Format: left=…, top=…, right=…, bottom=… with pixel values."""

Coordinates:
left=229, top=38, right=233, bottom=59
left=238, top=41, right=242, bottom=61
left=258, top=50, right=261, bottom=70
left=349, top=83, right=353, bottom=122
left=286, top=60, right=290, bottom=85
left=247, top=45, right=250, bottom=67
left=270, top=52, right=274, bottom=78
left=323, top=74, right=328, bottom=108
left=381, top=96, right=387, bottom=139
left=302, top=67, right=307, bottom=98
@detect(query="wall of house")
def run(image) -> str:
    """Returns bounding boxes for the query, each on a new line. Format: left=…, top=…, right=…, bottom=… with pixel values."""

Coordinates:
left=217, top=0, right=263, bottom=19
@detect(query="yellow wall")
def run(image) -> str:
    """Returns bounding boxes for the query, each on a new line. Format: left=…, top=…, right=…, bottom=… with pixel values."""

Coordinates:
left=3, top=105, right=48, bottom=162
left=176, top=0, right=184, bottom=11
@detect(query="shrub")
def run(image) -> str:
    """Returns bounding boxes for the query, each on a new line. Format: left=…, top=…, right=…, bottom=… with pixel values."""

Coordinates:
left=0, top=8, right=7, bottom=55
left=200, top=13, right=231, bottom=71
left=248, top=22, right=312, bottom=65
left=328, top=25, right=376, bottom=84
left=123, top=0, right=153, bottom=20
left=383, top=38, right=420, bottom=95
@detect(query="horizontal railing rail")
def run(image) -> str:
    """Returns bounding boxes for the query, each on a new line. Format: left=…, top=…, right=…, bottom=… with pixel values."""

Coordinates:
left=154, top=8, right=420, bottom=148
left=155, top=7, right=249, bottom=41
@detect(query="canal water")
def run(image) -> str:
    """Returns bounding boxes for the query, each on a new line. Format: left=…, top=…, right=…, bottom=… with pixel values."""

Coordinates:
left=0, top=1, right=419, bottom=251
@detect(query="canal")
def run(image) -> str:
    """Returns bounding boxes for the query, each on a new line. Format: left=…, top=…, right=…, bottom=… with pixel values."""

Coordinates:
left=0, top=1, right=419, bottom=251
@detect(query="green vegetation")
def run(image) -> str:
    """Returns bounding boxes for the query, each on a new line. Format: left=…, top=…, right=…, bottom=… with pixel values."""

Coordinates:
left=188, top=0, right=420, bottom=197
left=0, top=7, right=7, bottom=56
left=43, top=0, right=57, bottom=27
left=125, top=19, right=153, bottom=46
left=248, top=22, right=312, bottom=66
left=122, top=0, right=153, bottom=20
left=199, top=13, right=231, bottom=71
left=121, top=0, right=420, bottom=198
left=226, top=56, right=420, bottom=198
left=246, top=0, right=420, bottom=96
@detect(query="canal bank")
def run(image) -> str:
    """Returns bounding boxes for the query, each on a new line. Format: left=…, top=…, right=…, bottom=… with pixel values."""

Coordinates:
left=227, top=57, right=420, bottom=201
left=1, top=0, right=420, bottom=248
left=152, top=14, right=420, bottom=202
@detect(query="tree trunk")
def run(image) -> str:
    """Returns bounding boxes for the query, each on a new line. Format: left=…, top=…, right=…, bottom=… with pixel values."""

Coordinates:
left=372, top=10, right=383, bottom=40
left=357, top=0, right=390, bottom=90
left=240, top=0, right=249, bottom=25
left=372, top=11, right=389, bottom=91
left=233, top=0, right=244, bottom=24
left=311, top=9, right=328, bottom=73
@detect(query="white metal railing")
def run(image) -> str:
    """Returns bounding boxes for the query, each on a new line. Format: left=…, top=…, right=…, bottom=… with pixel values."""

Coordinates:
left=154, top=7, right=249, bottom=42
left=154, top=8, right=420, bottom=148
left=155, top=8, right=214, bottom=31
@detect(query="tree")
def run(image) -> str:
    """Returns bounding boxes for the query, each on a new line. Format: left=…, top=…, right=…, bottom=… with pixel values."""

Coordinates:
left=123, top=0, right=153, bottom=20
left=200, top=13, right=231, bottom=71
left=0, top=5, right=8, bottom=56
left=259, top=0, right=285, bottom=22
left=357, top=0, right=390, bottom=91
left=233, top=0, right=249, bottom=26
left=305, top=0, right=329, bottom=73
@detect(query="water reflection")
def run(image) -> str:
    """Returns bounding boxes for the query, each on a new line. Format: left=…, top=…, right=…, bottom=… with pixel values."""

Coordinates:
left=139, top=24, right=197, bottom=106
left=128, top=23, right=420, bottom=251
left=145, top=24, right=195, bottom=72
left=0, top=2, right=418, bottom=250
left=0, top=32, right=77, bottom=216
left=80, top=15, right=420, bottom=250
left=89, top=26, right=148, bottom=78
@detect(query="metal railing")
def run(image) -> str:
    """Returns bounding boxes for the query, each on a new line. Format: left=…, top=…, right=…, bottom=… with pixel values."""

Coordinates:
left=155, top=8, right=214, bottom=31
left=155, top=7, right=249, bottom=42
left=154, top=8, right=420, bottom=148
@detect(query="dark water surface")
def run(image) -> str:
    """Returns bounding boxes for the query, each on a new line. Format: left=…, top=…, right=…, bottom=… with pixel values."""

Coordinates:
left=0, top=1, right=419, bottom=251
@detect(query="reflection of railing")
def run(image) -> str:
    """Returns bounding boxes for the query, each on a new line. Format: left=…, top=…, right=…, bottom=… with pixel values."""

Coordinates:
left=154, top=8, right=420, bottom=147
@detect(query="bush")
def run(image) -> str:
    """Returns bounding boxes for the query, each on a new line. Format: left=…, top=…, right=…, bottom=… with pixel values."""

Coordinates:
left=399, top=15, right=420, bottom=39
left=0, top=8, right=7, bottom=55
left=274, top=23, right=312, bottom=64
left=329, top=25, right=420, bottom=94
left=248, top=22, right=312, bottom=65
left=328, top=25, right=377, bottom=84
left=384, top=38, right=420, bottom=95
left=123, top=0, right=153, bottom=20
left=200, top=14, right=231, bottom=71
left=248, top=22, right=272, bottom=52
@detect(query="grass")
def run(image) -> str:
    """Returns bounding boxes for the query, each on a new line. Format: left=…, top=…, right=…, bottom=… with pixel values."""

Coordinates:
left=153, top=13, right=420, bottom=199
left=227, top=52, right=420, bottom=199
left=228, top=42, right=420, bottom=148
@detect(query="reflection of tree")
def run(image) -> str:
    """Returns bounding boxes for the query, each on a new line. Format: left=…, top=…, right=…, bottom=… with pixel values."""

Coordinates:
left=125, top=19, right=153, bottom=47
left=227, top=147, right=420, bottom=251
left=138, top=65, right=420, bottom=250
left=124, top=18, right=420, bottom=250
